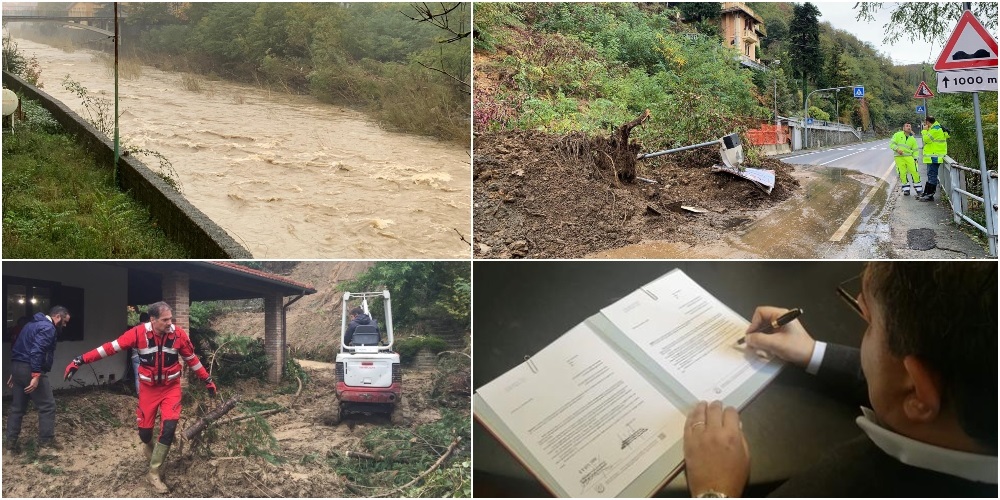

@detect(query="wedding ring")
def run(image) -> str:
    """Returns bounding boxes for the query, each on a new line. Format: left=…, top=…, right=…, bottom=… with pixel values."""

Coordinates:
left=691, top=421, right=706, bottom=429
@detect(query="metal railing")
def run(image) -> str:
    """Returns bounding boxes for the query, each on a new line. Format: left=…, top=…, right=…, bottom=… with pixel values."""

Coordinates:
left=939, top=155, right=998, bottom=257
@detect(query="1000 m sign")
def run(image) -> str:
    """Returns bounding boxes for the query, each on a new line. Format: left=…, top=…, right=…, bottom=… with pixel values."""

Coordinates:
left=938, top=68, right=999, bottom=93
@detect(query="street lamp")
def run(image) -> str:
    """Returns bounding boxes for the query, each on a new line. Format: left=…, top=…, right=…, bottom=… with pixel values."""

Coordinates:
left=804, top=85, right=853, bottom=149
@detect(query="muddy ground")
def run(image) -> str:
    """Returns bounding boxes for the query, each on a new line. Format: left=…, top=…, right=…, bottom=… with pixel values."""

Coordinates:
left=473, top=130, right=800, bottom=258
left=1, top=360, right=468, bottom=498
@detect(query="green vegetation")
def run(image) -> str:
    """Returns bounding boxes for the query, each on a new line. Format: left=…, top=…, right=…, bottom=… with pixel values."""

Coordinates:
left=2, top=97, right=189, bottom=258
left=475, top=3, right=768, bottom=150
left=121, top=2, right=470, bottom=142
left=331, top=409, right=470, bottom=496
left=394, top=335, right=450, bottom=364
left=476, top=2, right=997, bottom=144
left=2, top=33, right=42, bottom=85
left=339, top=261, right=470, bottom=332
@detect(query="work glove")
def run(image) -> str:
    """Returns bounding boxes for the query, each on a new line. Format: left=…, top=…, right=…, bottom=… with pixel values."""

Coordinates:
left=205, top=377, right=217, bottom=397
left=64, top=356, right=84, bottom=381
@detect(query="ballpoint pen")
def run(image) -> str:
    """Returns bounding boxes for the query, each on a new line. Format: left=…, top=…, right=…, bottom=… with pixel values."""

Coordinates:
left=737, top=308, right=803, bottom=345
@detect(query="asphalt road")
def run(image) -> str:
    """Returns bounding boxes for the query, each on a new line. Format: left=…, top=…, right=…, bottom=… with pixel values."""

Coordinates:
left=778, top=138, right=898, bottom=177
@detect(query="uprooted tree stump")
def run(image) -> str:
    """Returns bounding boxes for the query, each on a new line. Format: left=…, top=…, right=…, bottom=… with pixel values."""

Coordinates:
left=591, top=108, right=650, bottom=181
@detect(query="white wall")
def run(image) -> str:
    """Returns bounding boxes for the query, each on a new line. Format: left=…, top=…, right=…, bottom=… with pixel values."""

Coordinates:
left=3, top=262, right=130, bottom=393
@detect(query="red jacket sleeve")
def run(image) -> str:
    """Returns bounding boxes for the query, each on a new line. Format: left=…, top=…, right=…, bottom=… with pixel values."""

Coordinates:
left=80, top=326, right=140, bottom=364
left=176, top=327, right=210, bottom=381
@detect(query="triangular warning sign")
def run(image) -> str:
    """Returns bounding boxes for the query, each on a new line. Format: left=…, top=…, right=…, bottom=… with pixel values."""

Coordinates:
left=934, top=11, right=998, bottom=71
left=913, top=81, right=935, bottom=99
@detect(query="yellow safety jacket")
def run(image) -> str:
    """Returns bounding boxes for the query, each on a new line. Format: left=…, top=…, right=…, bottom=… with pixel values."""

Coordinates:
left=890, top=130, right=917, bottom=159
left=921, top=124, right=949, bottom=163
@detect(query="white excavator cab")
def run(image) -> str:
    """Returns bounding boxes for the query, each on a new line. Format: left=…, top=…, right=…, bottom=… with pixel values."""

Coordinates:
left=331, top=290, right=402, bottom=424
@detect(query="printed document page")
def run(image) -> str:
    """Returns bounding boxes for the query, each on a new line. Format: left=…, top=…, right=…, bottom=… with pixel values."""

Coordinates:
left=475, top=323, right=686, bottom=497
left=600, top=270, right=769, bottom=401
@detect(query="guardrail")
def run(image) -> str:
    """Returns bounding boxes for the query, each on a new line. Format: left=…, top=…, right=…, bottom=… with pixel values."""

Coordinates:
left=939, top=155, right=998, bottom=257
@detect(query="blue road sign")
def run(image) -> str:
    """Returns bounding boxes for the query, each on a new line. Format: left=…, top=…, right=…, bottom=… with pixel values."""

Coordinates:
left=853, top=86, right=865, bottom=98
left=806, top=117, right=814, bottom=125
left=916, top=105, right=926, bottom=113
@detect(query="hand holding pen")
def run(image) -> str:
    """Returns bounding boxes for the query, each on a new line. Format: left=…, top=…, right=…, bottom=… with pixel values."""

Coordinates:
left=739, top=306, right=816, bottom=368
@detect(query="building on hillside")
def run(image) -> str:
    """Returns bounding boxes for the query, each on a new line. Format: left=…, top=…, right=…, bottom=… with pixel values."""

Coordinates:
left=720, top=2, right=767, bottom=70
left=2, top=261, right=316, bottom=391
left=66, top=2, right=103, bottom=18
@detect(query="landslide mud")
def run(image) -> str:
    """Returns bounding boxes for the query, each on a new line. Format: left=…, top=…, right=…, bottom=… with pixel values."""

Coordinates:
left=473, top=130, right=799, bottom=258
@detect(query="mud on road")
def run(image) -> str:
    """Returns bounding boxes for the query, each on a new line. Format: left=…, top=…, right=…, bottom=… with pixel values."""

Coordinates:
left=1, top=362, right=466, bottom=498
left=473, top=130, right=800, bottom=258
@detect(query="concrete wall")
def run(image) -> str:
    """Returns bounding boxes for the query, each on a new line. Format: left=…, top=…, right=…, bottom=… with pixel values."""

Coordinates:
left=3, top=262, right=129, bottom=393
left=2, top=71, right=251, bottom=258
left=789, top=122, right=862, bottom=151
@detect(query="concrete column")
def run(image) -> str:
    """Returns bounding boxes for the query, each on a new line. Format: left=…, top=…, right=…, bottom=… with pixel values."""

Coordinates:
left=161, top=271, right=190, bottom=331
left=264, top=294, right=284, bottom=384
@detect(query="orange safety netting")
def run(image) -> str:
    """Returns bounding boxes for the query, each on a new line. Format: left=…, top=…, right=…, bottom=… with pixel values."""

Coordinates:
left=746, top=124, right=789, bottom=146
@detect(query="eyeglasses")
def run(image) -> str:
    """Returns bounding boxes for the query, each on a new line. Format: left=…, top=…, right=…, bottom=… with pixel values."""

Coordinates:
left=836, top=275, right=864, bottom=320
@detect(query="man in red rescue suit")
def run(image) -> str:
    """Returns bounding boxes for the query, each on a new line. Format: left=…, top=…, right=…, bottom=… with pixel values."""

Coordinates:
left=63, top=301, right=217, bottom=493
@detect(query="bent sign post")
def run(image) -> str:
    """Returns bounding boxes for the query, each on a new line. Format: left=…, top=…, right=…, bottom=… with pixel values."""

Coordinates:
left=934, top=9, right=997, bottom=256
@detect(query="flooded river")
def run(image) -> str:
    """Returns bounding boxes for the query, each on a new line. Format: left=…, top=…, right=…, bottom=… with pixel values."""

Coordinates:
left=14, top=38, right=471, bottom=258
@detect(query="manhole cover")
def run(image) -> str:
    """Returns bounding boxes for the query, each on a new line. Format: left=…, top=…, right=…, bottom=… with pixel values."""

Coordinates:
left=906, top=228, right=936, bottom=250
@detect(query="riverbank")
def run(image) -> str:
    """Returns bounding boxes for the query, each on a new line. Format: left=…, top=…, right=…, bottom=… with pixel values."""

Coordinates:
left=2, top=96, right=189, bottom=258
left=10, top=37, right=471, bottom=258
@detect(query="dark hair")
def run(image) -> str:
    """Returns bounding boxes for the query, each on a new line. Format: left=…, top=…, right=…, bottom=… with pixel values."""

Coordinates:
left=148, top=301, right=172, bottom=319
left=925, top=116, right=936, bottom=124
left=349, top=307, right=364, bottom=316
left=49, top=305, right=69, bottom=318
left=863, top=262, right=998, bottom=450
left=139, top=312, right=151, bottom=323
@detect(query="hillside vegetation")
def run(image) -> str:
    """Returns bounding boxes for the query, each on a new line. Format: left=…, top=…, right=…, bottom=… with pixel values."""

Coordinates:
left=474, top=1, right=997, bottom=153
left=474, top=3, right=767, bottom=151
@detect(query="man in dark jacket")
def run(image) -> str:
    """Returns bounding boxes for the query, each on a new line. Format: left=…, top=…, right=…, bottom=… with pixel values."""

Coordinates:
left=5, top=306, right=71, bottom=452
left=344, top=307, right=377, bottom=346
left=682, top=262, right=996, bottom=497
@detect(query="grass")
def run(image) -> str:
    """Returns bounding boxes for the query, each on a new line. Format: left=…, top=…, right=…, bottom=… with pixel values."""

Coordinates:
left=2, top=97, right=191, bottom=258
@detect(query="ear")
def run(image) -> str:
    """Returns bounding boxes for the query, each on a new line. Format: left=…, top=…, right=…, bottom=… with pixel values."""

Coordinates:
left=902, top=355, right=942, bottom=423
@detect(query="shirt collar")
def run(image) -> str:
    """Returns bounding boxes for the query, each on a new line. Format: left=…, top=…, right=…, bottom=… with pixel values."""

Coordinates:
left=45, top=315, right=53, bottom=324
left=857, top=407, right=997, bottom=484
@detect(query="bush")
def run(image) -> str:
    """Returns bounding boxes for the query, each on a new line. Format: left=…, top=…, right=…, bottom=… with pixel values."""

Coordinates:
left=206, top=335, right=270, bottom=385
left=394, top=335, right=449, bottom=364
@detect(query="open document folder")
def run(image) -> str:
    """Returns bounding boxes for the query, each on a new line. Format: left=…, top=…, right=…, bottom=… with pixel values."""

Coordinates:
left=473, top=269, right=785, bottom=498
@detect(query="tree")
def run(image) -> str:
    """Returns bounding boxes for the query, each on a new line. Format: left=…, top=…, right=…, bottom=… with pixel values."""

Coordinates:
left=855, top=2, right=998, bottom=44
left=789, top=2, right=823, bottom=108
left=339, top=262, right=470, bottom=331
left=677, top=3, right=721, bottom=22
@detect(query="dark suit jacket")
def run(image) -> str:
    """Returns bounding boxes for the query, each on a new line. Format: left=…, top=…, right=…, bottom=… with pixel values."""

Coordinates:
left=769, top=344, right=997, bottom=498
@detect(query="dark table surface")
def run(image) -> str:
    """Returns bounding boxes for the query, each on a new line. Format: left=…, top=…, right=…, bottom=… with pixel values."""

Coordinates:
left=472, top=261, right=871, bottom=497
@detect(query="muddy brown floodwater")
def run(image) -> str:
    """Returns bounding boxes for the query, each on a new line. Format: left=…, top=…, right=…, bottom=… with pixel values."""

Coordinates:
left=15, top=38, right=471, bottom=258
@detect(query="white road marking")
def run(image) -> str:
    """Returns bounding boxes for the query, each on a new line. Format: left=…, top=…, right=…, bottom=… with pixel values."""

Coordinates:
left=829, top=162, right=896, bottom=242
left=819, top=149, right=866, bottom=165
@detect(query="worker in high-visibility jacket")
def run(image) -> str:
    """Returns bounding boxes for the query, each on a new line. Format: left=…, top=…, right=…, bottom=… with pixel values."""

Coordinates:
left=918, top=116, right=950, bottom=202
left=890, top=123, right=921, bottom=196
left=64, top=301, right=216, bottom=494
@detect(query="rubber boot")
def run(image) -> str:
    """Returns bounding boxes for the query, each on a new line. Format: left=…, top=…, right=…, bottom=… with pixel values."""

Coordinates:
left=143, top=441, right=154, bottom=460
left=918, top=183, right=936, bottom=202
left=902, top=184, right=910, bottom=196
left=147, top=442, right=170, bottom=494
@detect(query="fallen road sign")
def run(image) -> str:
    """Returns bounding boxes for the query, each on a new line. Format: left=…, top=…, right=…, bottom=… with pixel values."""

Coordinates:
left=937, top=67, right=999, bottom=93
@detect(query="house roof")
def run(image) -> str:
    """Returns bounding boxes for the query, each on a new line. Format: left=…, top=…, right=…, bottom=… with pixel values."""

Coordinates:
left=113, top=261, right=317, bottom=303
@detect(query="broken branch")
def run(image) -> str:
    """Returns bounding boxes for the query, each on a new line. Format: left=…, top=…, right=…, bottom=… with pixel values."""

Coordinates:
left=374, top=437, right=463, bottom=497
left=181, top=397, right=239, bottom=441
